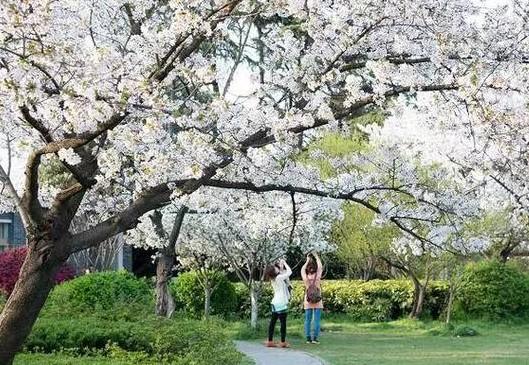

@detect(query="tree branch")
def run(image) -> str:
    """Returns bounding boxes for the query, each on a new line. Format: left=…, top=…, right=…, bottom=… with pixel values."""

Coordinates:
left=240, top=83, right=459, bottom=151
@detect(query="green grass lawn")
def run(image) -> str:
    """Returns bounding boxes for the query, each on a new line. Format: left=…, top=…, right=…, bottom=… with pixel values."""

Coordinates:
left=259, top=317, right=529, bottom=365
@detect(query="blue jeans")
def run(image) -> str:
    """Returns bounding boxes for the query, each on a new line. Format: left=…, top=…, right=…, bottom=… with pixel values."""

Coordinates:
left=304, top=308, right=321, bottom=339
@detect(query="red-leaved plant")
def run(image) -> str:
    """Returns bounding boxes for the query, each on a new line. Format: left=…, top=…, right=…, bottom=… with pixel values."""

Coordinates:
left=0, top=247, right=76, bottom=297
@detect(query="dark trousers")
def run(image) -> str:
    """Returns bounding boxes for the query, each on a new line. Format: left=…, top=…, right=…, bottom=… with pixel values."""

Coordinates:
left=268, top=311, right=287, bottom=342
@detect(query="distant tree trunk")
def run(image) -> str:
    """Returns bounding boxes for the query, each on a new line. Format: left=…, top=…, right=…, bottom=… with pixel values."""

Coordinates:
left=362, top=256, right=376, bottom=280
left=445, top=285, right=455, bottom=325
left=204, top=282, right=212, bottom=319
left=0, top=240, right=65, bottom=365
left=250, top=281, right=261, bottom=329
left=152, top=207, right=188, bottom=318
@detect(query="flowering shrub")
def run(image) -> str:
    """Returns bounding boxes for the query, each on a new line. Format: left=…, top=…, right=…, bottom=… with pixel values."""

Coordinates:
left=0, top=247, right=76, bottom=296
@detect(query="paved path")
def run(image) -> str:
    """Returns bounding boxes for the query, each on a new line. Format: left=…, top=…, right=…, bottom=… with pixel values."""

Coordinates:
left=235, top=341, right=325, bottom=365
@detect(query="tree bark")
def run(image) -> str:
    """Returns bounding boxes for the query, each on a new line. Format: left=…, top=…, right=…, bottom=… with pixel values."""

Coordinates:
left=409, top=276, right=426, bottom=319
left=204, top=283, right=212, bottom=319
left=155, top=253, right=176, bottom=318
left=153, top=207, right=187, bottom=317
left=0, top=243, right=63, bottom=365
left=446, top=286, right=455, bottom=325
left=250, top=282, right=260, bottom=329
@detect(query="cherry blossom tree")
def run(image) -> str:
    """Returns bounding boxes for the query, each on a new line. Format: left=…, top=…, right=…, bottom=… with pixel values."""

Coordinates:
left=0, top=0, right=526, bottom=362
left=176, top=233, right=225, bottom=319
left=180, top=189, right=338, bottom=327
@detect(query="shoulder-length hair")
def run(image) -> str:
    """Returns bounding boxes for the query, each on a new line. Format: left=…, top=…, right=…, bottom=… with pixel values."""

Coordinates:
left=264, top=265, right=278, bottom=281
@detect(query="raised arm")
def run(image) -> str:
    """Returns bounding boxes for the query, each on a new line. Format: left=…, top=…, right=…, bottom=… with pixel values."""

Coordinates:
left=301, top=256, right=310, bottom=281
left=276, top=259, right=292, bottom=280
left=314, top=252, right=323, bottom=277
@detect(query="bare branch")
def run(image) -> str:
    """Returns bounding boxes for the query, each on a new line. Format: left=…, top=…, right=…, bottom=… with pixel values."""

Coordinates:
left=0, top=162, right=32, bottom=229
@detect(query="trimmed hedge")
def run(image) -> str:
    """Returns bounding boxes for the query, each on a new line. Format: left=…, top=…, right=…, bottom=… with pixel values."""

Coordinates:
left=235, top=280, right=449, bottom=321
left=458, top=260, right=529, bottom=320
left=170, top=271, right=238, bottom=318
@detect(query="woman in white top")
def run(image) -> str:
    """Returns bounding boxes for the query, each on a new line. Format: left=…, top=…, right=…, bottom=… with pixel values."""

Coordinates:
left=264, top=259, right=292, bottom=348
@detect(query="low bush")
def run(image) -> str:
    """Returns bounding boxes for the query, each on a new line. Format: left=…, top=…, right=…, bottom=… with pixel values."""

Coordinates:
left=0, top=247, right=75, bottom=296
left=151, top=320, right=243, bottom=364
left=453, top=325, right=478, bottom=337
left=170, top=271, right=238, bottom=318
left=457, top=260, right=529, bottom=320
left=25, top=317, right=152, bottom=354
left=25, top=316, right=242, bottom=365
left=45, top=270, right=152, bottom=315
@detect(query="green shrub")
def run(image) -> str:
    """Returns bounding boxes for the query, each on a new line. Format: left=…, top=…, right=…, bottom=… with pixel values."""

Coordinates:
left=45, top=271, right=153, bottom=315
left=234, top=283, right=274, bottom=318
left=151, top=320, right=242, bottom=364
left=453, top=325, right=478, bottom=337
left=26, top=316, right=242, bottom=365
left=314, top=280, right=414, bottom=321
left=235, top=279, right=449, bottom=322
left=171, top=271, right=237, bottom=318
left=458, top=260, right=529, bottom=320
left=25, top=317, right=153, bottom=354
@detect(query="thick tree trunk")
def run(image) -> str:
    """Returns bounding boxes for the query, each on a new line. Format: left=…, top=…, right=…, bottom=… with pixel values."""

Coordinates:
left=155, top=253, right=176, bottom=318
left=0, top=244, right=62, bottom=365
left=204, top=283, right=212, bottom=319
left=250, top=282, right=260, bottom=329
left=152, top=207, right=187, bottom=318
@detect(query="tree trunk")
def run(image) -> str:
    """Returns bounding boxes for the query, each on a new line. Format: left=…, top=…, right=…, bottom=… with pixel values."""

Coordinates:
left=250, top=282, right=260, bottom=329
left=409, top=276, right=426, bottom=319
left=446, top=286, right=455, bottom=325
left=415, top=284, right=426, bottom=318
left=152, top=207, right=187, bottom=318
left=155, top=253, right=176, bottom=318
left=0, top=244, right=62, bottom=365
left=204, top=283, right=212, bottom=320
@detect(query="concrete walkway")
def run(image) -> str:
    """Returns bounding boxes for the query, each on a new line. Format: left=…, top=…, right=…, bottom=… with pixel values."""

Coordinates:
left=235, top=341, right=325, bottom=365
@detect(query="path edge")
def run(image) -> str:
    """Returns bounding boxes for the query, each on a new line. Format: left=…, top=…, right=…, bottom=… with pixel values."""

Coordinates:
left=234, top=340, right=328, bottom=365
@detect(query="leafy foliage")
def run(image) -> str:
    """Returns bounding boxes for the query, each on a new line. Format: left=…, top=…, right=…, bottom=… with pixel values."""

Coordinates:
left=235, top=279, right=448, bottom=321
left=331, top=203, right=398, bottom=279
left=25, top=316, right=242, bottom=365
left=458, top=260, right=529, bottom=320
left=170, top=270, right=238, bottom=318
left=0, top=247, right=75, bottom=296
left=46, top=271, right=152, bottom=313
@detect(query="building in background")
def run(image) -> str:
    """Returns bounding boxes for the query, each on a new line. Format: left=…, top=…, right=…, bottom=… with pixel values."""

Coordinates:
left=0, top=211, right=146, bottom=274
left=0, top=212, right=26, bottom=251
